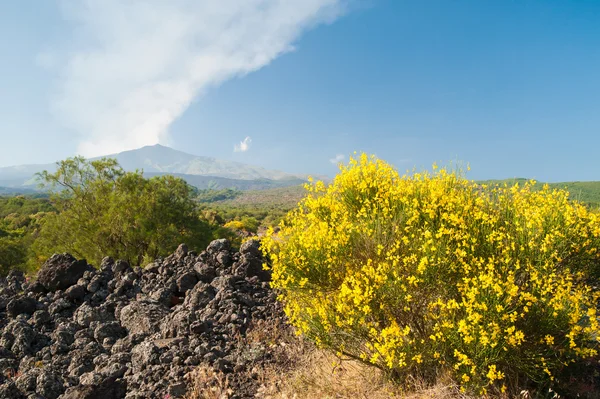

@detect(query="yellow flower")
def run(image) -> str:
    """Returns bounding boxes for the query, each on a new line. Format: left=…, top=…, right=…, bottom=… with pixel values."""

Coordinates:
left=262, top=153, right=600, bottom=394
left=486, top=365, right=505, bottom=381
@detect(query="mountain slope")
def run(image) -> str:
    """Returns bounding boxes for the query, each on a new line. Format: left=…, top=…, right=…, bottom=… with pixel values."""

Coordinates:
left=103, top=144, right=297, bottom=180
left=0, top=144, right=308, bottom=189
left=144, top=173, right=305, bottom=191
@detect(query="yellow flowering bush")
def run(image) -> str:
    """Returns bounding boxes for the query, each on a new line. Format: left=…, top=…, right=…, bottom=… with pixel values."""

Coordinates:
left=261, top=154, right=600, bottom=394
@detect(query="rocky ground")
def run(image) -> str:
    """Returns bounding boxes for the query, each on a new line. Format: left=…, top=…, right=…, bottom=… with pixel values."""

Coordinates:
left=0, top=239, right=288, bottom=399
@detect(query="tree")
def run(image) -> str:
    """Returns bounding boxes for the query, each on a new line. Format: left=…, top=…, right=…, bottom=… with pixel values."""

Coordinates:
left=0, top=195, right=52, bottom=275
left=32, top=157, right=213, bottom=267
left=0, top=236, right=27, bottom=275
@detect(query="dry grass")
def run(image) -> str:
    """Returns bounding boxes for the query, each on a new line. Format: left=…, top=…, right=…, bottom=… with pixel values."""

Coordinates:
left=185, top=318, right=477, bottom=399
left=184, top=366, right=233, bottom=399
left=254, top=340, right=470, bottom=399
left=185, top=319, right=546, bottom=399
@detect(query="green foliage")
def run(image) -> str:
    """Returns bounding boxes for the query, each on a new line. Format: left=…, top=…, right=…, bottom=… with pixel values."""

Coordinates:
left=0, top=195, right=52, bottom=275
left=196, top=188, right=242, bottom=203
left=31, top=157, right=213, bottom=268
left=0, top=196, right=53, bottom=219
left=199, top=185, right=307, bottom=230
left=478, top=179, right=600, bottom=209
left=263, top=155, right=600, bottom=395
left=0, top=236, right=27, bottom=275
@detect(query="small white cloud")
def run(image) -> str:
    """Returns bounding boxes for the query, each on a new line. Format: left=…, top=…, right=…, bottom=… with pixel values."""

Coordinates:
left=329, top=154, right=344, bottom=164
left=234, top=136, right=252, bottom=152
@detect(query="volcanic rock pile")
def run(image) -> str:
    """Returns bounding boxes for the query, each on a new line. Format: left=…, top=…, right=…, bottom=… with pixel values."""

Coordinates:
left=0, top=239, right=285, bottom=399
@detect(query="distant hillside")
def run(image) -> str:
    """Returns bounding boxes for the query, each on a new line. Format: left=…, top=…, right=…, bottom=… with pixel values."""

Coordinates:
left=216, top=185, right=308, bottom=208
left=0, top=144, right=314, bottom=191
left=144, top=173, right=306, bottom=191
left=0, top=186, right=38, bottom=195
left=198, top=185, right=308, bottom=228
left=210, top=179, right=600, bottom=218
left=103, top=144, right=302, bottom=180
left=477, top=178, right=600, bottom=208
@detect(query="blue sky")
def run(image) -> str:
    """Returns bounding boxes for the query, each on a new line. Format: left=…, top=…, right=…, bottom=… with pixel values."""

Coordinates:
left=1, top=0, right=599, bottom=182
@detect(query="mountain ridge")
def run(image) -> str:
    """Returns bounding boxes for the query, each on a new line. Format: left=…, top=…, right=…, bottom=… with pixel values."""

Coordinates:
left=0, top=144, right=314, bottom=190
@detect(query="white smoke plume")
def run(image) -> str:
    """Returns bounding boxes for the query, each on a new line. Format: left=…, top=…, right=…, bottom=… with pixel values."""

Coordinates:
left=46, top=0, right=345, bottom=157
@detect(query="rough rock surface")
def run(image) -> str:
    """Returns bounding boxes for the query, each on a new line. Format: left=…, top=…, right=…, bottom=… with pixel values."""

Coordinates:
left=0, top=239, right=286, bottom=398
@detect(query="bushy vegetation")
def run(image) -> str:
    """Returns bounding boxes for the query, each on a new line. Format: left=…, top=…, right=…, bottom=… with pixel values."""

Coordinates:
left=196, top=188, right=242, bottom=203
left=0, top=159, right=295, bottom=275
left=30, top=157, right=214, bottom=268
left=199, top=185, right=306, bottom=230
left=479, top=178, right=600, bottom=209
left=262, top=154, right=600, bottom=395
left=0, top=196, right=53, bottom=274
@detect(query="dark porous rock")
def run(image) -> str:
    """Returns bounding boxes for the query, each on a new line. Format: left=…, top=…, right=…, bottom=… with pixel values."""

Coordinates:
left=78, top=372, right=103, bottom=386
left=36, top=253, right=93, bottom=292
left=61, top=376, right=126, bottom=399
left=94, top=322, right=125, bottom=343
left=2, top=319, right=37, bottom=358
left=183, top=282, right=216, bottom=309
left=15, top=367, right=42, bottom=393
left=239, top=239, right=261, bottom=257
left=74, top=303, right=110, bottom=328
left=235, top=256, right=270, bottom=282
left=216, top=251, right=232, bottom=267
left=168, top=382, right=187, bottom=397
left=53, top=325, right=76, bottom=347
left=148, top=288, right=172, bottom=307
left=176, top=272, right=197, bottom=294
left=0, top=296, right=8, bottom=313
left=0, top=357, right=18, bottom=374
left=159, top=310, right=195, bottom=338
left=211, top=275, right=241, bottom=292
left=6, top=270, right=26, bottom=291
left=143, top=262, right=160, bottom=274
left=86, top=275, right=105, bottom=293
left=193, top=262, right=216, bottom=283
left=131, top=341, right=159, bottom=373
left=18, top=355, right=37, bottom=374
left=110, top=338, right=133, bottom=355
left=119, top=301, right=168, bottom=336
left=48, top=298, right=73, bottom=316
left=0, top=241, right=289, bottom=399
left=0, top=380, right=25, bottom=399
left=234, top=238, right=270, bottom=281
left=206, top=238, right=230, bottom=254
left=35, top=369, right=64, bottom=399
left=189, top=320, right=212, bottom=334
left=100, top=256, right=115, bottom=272
left=214, top=358, right=232, bottom=373
left=67, top=350, right=96, bottom=378
left=65, top=285, right=86, bottom=302
left=97, top=361, right=127, bottom=380
left=24, top=281, right=46, bottom=294
left=6, top=296, right=37, bottom=317
left=175, top=243, right=188, bottom=259
left=112, top=260, right=131, bottom=275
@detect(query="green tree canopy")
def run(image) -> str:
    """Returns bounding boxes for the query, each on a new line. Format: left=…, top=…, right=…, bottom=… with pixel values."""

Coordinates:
left=0, top=236, right=27, bottom=275
left=32, top=156, right=213, bottom=267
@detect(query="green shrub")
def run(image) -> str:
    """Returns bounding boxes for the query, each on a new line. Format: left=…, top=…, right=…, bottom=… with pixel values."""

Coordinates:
left=0, top=236, right=27, bottom=275
left=31, top=157, right=213, bottom=268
